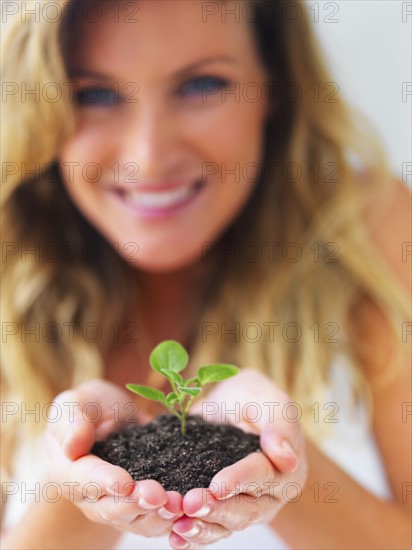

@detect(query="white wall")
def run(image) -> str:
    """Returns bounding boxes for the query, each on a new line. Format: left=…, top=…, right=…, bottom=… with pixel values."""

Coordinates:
left=311, top=0, right=411, bottom=184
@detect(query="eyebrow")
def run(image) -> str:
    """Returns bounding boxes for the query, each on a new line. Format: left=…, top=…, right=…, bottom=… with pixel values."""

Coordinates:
left=68, top=56, right=237, bottom=81
left=68, top=69, right=113, bottom=81
left=171, top=55, right=237, bottom=78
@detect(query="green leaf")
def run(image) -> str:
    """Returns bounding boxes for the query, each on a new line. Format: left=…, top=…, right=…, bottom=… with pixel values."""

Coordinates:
left=126, top=384, right=166, bottom=403
left=179, top=387, right=202, bottom=397
left=149, top=340, right=189, bottom=373
left=166, top=392, right=178, bottom=406
left=197, top=365, right=239, bottom=385
left=160, top=368, right=184, bottom=386
left=184, top=376, right=200, bottom=387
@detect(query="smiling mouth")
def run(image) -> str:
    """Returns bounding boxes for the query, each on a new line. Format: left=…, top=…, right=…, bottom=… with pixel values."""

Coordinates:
left=111, top=179, right=206, bottom=214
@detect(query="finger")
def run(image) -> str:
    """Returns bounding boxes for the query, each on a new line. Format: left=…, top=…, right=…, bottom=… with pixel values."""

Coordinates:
left=184, top=489, right=281, bottom=531
left=64, top=454, right=136, bottom=502
left=88, top=484, right=173, bottom=535
left=207, top=452, right=277, bottom=500
left=66, top=456, right=170, bottom=507
left=63, top=420, right=96, bottom=461
left=169, top=530, right=208, bottom=549
left=128, top=509, right=179, bottom=537
left=48, top=389, right=89, bottom=459
left=116, top=479, right=169, bottom=509
left=45, top=426, right=127, bottom=499
left=157, top=490, right=184, bottom=521
left=49, top=382, right=149, bottom=460
left=260, top=423, right=300, bottom=473
left=122, top=489, right=182, bottom=537
left=172, top=516, right=230, bottom=545
left=43, top=424, right=95, bottom=469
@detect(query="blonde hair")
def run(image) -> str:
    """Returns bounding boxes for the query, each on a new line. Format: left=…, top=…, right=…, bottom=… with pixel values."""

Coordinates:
left=1, top=0, right=410, bottom=479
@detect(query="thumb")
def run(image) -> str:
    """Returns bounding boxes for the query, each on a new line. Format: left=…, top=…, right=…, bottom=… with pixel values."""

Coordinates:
left=63, top=420, right=96, bottom=461
left=260, top=423, right=299, bottom=474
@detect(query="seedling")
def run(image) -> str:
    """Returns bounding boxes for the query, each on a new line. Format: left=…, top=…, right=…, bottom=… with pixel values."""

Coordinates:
left=126, top=340, right=239, bottom=435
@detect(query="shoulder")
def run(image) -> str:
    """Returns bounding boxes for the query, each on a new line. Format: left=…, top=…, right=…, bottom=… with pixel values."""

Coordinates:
left=361, top=177, right=411, bottom=295
left=347, top=176, right=411, bottom=379
left=345, top=178, right=411, bottom=510
left=347, top=177, right=411, bottom=377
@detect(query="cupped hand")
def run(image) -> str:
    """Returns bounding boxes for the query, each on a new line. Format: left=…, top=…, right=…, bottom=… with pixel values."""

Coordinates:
left=45, top=379, right=183, bottom=537
left=168, top=369, right=308, bottom=548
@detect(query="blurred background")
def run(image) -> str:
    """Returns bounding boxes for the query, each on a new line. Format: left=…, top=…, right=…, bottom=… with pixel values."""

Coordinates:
left=313, top=0, right=411, bottom=184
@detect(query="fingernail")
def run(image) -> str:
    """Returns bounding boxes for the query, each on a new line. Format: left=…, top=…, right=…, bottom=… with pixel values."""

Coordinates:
left=62, top=426, right=76, bottom=450
left=138, top=497, right=159, bottom=510
left=180, top=523, right=201, bottom=538
left=214, top=489, right=238, bottom=500
left=190, top=504, right=211, bottom=518
left=281, top=440, right=298, bottom=470
left=158, top=506, right=177, bottom=520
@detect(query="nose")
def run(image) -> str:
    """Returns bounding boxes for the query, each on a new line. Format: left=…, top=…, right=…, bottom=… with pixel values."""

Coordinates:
left=118, top=103, right=185, bottom=183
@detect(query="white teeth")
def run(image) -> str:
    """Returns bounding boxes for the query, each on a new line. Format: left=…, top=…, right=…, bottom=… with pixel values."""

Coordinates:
left=123, top=185, right=196, bottom=209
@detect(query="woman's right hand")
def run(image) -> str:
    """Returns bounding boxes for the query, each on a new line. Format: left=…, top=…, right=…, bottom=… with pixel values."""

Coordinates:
left=45, top=379, right=183, bottom=538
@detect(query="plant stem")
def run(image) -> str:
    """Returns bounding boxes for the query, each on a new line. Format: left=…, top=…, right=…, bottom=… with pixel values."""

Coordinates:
left=168, top=379, right=179, bottom=396
left=180, top=393, right=196, bottom=435
left=186, top=394, right=196, bottom=411
left=169, top=407, right=182, bottom=421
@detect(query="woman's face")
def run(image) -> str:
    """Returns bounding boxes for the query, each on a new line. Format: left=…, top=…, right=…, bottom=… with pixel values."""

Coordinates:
left=59, top=0, right=270, bottom=272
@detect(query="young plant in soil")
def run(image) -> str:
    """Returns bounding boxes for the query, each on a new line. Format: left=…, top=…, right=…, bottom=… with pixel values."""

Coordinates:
left=127, top=339, right=240, bottom=435
left=92, top=340, right=262, bottom=494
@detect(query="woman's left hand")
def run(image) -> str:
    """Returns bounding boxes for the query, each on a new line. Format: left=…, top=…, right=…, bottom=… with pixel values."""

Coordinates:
left=168, top=368, right=308, bottom=549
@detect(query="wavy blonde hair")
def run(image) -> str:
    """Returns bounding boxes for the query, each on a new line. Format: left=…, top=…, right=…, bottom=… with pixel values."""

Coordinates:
left=1, top=0, right=410, bottom=480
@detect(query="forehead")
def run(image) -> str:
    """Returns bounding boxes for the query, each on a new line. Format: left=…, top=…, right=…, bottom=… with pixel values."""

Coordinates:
left=65, top=0, right=257, bottom=73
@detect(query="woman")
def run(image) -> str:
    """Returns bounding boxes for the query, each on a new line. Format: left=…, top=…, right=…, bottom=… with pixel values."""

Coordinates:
left=1, top=1, right=410, bottom=548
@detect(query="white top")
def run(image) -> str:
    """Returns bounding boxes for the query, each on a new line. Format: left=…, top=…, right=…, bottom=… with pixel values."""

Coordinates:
left=3, top=356, right=392, bottom=549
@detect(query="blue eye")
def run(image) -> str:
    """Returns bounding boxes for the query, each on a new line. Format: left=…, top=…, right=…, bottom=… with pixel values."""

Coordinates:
left=179, top=77, right=227, bottom=98
left=74, top=86, right=120, bottom=106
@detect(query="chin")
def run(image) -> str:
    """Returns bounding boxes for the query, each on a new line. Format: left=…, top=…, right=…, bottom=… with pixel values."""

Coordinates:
left=122, top=247, right=204, bottom=274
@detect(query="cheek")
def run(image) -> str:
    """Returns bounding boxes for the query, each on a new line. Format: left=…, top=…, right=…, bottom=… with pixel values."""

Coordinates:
left=195, top=102, right=267, bottom=171
left=58, top=122, right=120, bottom=200
left=59, top=123, right=116, bottom=166
left=57, top=131, right=107, bottom=226
left=198, top=105, right=266, bottom=204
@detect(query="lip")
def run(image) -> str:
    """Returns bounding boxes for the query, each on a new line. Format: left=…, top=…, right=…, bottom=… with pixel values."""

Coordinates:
left=107, top=178, right=203, bottom=193
left=107, top=178, right=206, bottom=219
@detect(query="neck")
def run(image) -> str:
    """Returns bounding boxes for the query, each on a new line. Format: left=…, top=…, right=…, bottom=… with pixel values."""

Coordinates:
left=137, top=261, right=202, bottom=307
left=135, top=260, right=210, bottom=349
left=105, top=260, right=215, bottom=393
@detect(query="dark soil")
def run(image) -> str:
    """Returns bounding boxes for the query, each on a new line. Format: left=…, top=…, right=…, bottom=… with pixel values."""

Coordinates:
left=92, top=414, right=261, bottom=494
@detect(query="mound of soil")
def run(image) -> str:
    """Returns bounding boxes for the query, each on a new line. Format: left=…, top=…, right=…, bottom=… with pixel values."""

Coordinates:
left=92, top=414, right=261, bottom=494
